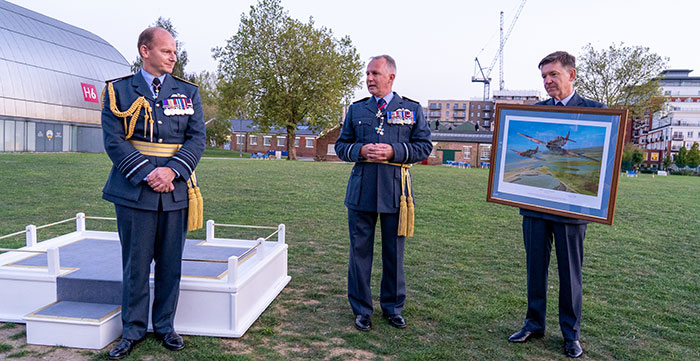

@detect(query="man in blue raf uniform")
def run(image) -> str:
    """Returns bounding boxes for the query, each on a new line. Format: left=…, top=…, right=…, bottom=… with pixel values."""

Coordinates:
left=102, top=27, right=205, bottom=360
left=335, top=55, right=432, bottom=331
left=507, top=51, right=605, bottom=359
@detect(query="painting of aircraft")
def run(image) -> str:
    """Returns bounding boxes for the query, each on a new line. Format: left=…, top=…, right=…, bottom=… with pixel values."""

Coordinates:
left=517, top=131, right=599, bottom=161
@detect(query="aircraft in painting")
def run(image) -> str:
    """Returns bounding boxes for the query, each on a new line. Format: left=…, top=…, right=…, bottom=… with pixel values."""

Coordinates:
left=510, top=146, right=543, bottom=160
left=517, top=131, right=599, bottom=161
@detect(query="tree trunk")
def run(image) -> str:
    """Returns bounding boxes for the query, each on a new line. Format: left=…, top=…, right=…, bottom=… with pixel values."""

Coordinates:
left=287, top=126, right=297, bottom=160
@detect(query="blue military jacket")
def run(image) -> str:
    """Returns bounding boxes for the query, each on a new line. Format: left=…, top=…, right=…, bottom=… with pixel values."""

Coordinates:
left=101, top=72, right=206, bottom=211
left=335, top=93, right=432, bottom=213
left=520, top=91, right=606, bottom=224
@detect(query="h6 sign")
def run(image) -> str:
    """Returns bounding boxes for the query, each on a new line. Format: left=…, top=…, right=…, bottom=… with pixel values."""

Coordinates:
left=81, top=83, right=99, bottom=103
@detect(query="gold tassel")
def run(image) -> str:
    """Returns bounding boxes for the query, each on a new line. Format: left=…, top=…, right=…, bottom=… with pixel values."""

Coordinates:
left=187, top=184, right=199, bottom=232
left=194, top=185, right=203, bottom=229
left=405, top=169, right=414, bottom=237
left=398, top=194, right=408, bottom=236
left=186, top=173, right=203, bottom=231
left=406, top=195, right=414, bottom=237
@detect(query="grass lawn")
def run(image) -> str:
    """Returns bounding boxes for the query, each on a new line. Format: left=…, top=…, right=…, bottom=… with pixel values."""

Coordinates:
left=0, top=153, right=698, bottom=360
left=203, top=147, right=251, bottom=158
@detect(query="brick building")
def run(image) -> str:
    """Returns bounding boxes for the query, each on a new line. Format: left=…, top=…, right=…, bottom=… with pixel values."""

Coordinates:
left=227, top=119, right=319, bottom=158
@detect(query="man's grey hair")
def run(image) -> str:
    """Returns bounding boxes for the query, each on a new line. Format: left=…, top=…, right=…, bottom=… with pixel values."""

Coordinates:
left=369, top=55, right=397, bottom=74
left=538, top=51, right=575, bottom=69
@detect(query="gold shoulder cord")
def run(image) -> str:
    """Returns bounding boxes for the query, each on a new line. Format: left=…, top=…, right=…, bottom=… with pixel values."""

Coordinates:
left=101, top=83, right=154, bottom=141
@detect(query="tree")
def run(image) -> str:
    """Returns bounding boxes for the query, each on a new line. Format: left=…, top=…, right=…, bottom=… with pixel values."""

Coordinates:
left=686, top=142, right=700, bottom=168
left=675, top=145, right=687, bottom=168
left=131, top=17, right=189, bottom=78
left=662, top=153, right=672, bottom=170
left=621, top=142, right=645, bottom=171
left=213, top=0, right=363, bottom=160
left=575, top=43, right=668, bottom=123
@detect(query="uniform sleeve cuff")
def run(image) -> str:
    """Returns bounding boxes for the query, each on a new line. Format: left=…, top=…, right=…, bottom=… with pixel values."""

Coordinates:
left=390, top=143, right=409, bottom=163
left=165, top=160, right=190, bottom=181
left=129, top=163, right=156, bottom=186
left=350, top=142, right=363, bottom=162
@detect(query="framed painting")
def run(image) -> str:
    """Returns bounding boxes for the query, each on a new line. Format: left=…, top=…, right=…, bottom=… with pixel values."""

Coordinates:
left=487, top=104, right=628, bottom=225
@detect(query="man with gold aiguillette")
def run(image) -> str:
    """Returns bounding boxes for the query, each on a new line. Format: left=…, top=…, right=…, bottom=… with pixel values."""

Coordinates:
left=335, top=55, right=432, bottom=332
left=101, top=27, right=205, bottom=360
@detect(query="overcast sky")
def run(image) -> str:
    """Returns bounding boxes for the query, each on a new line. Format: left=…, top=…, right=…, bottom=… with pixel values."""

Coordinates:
left=10, top=0, right=700, bottom=105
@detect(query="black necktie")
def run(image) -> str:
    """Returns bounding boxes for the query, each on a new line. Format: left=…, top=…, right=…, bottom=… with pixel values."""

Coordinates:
left=152, top=78, right=161, bottom=98
left=377, top=98, right=387, bottom=110
left=556, top=101, right=564, bottom=106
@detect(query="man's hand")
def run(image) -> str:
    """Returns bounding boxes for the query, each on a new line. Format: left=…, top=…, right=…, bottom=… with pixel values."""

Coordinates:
left=147, top=167, right=176, bottom=193
left=360, top=143, right=394, bottom=162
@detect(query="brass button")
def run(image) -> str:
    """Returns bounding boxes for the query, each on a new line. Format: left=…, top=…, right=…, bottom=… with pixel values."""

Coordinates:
left=157, top=121, right=163, bottom=125
left=158, top=138, right=163, bottom=143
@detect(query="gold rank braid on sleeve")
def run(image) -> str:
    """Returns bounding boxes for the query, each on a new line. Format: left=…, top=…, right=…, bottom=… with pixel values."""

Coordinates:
left=102, top=82, right=154, bottom=141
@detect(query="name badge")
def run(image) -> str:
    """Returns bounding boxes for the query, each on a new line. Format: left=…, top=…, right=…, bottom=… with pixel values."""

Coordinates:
left=387, top=108, right=415, bottom=125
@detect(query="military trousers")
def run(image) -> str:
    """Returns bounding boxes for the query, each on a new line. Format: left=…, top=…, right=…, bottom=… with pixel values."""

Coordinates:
left=522, top=216, right=586, bottom=341
left=347, top=209, right=406, bottom=317
left=115, top=204, right=187, bottom=340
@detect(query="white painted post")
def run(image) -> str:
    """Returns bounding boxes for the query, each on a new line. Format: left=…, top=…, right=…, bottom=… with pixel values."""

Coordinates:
left=257, top=238, right=265, bottom=258
left=277, top=224, right=285, bottom=244
left=227, top=255, right=238, bottom=286
left=25, top=225, right=37, bottom=247
left=206, top=220, right=215, bottom=242
left=76, top=212, right=86, bottom=232
left=47, top=247, right=60, bottom=276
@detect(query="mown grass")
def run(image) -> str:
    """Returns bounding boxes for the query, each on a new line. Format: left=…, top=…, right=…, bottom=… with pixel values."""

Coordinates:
left=0, top=153, right=698, bottom=360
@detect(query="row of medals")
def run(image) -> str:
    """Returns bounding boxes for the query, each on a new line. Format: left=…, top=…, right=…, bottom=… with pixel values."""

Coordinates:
left=162, top=99, right=194, bottom=116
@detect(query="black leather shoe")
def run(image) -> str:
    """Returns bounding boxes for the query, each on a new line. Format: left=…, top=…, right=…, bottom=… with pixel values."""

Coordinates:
left=108, top=338, right=143, bottom=360
left=508, top=328, right=544, bottom=343
left=384, top=314, right=407, bottom=329
left=354, top=315, right=371, bottom=331
left=156, top=331, right=185, bottom=351
left=565, top=340, right=583, bottom=358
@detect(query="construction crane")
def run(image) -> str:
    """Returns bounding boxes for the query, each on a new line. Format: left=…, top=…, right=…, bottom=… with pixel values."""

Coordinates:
left=472, top=0, right=527, bottom=100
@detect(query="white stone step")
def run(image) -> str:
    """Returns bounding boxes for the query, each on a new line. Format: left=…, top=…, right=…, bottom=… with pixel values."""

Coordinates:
left=24, top=301, right=121, bottom=349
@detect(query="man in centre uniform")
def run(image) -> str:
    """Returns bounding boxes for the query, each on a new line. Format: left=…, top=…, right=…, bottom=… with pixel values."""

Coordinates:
left=507, top=51, right=605, bottom=358
left=101, top=27, right=205, bottom=359
left=335, top=55, right=432, bottom=331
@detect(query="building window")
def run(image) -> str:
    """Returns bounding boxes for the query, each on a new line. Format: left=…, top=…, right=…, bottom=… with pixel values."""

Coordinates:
left=479, top=144, right=491, bottom=160
left=688, top=131, right=694, bottom=138
left=463, top=146, right=472, bottom=159
left=249, top=136, right=257, bottom=145
left=306, top=138, right=314, bottom=148
left=295, top=137, right=300, bottom=147
left=263, top=136, right=271, bottom=146
left=477, top=112, right=480, bottom=117
left=278, top=137, right=285, bottom=147
left=236, top=134, right=244, bottom=145
left=446, top=111, right=449, bottom=116
left=446, top=103, right=450, bottom=108
left=471, top=112, right=474, bottom=117
left=327, top=144, right=336, bottom=155
left=477, top=104, right=481, bottom=109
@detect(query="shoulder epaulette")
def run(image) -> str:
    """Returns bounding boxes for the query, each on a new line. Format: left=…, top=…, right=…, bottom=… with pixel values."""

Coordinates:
left=172, top=75, right=199, bottom=87
left=105, top=73, right=135, bottom=84
left=352, top=97, right=370, bottom=104
left=400, top=96, right=419, bottom=104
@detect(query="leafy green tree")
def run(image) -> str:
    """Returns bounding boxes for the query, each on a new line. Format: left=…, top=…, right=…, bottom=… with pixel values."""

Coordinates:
left=206, top=118, right=233, bottom=147
left=621, top=143, right=645, bottom=171
left=131, top=17, right=189, bottom=78
left=663, top=153, right=672, bottom=170
left=675, top=145, right=687, bottom=168
left=213, top=0, right=363, bottom=160
left=686, top=142, right=700, bottom=168
left=575, top=43, right=668, bottom=123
